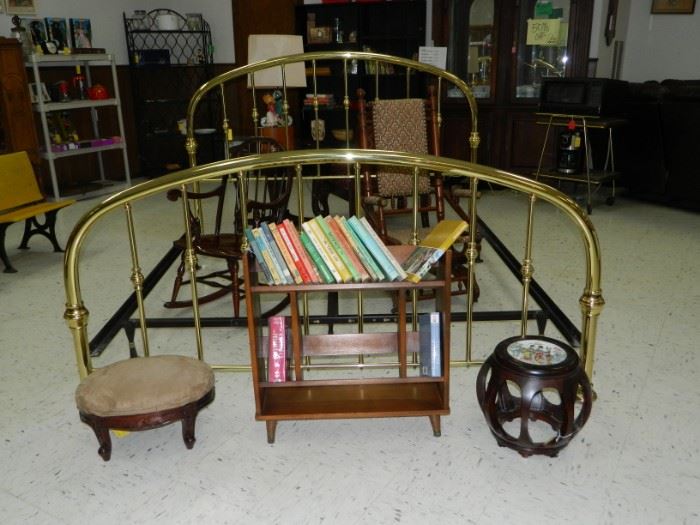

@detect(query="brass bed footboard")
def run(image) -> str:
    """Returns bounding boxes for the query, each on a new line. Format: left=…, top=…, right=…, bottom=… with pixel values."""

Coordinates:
left=64, top=149, right=603, bottom=383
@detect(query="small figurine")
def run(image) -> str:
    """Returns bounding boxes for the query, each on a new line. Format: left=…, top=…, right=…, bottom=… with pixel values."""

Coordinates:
left=261, top=92, right=277, bottom=127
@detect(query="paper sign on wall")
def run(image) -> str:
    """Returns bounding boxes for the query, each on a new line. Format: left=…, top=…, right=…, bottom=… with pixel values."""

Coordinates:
left=418, top=46, right=447, bottom=70
left=526, top=18, right=561, bottom=46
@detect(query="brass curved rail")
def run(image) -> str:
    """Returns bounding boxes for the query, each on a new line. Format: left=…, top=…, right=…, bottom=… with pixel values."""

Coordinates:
left=64, top=149, right=603, bottom=382
left=184, top=51, right=480, bottom=166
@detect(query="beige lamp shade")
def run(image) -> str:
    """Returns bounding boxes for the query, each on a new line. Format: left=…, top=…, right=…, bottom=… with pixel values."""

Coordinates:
left=247, top=34, right=306, bottom=88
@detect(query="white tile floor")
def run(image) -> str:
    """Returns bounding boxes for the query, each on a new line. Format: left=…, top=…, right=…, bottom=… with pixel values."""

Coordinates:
left=1, top=187, right=699, bottom=524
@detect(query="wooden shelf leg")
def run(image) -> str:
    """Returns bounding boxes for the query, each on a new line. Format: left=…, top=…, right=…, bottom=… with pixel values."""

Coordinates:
left=429, top=415, right=441, bottom=437
left=266, top=420, right=277, bottom=444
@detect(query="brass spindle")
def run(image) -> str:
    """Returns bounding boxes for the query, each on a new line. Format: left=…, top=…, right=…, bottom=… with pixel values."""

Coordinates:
left=180, top=184, right=204, bottom=361
left=465, top=176, right=480, bottom=364
left=124, top=202, right=149, bottom=357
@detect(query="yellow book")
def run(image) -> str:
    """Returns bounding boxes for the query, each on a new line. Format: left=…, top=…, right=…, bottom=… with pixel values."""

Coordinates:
left=402, top=219, right=468, bottom=283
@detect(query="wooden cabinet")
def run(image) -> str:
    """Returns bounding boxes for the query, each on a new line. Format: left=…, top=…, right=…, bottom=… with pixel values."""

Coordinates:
left=0, top=38, right=40, bottom=170
left=434, top=0, right=594, bottom=173
left=242, top=244, right=451, bottom=444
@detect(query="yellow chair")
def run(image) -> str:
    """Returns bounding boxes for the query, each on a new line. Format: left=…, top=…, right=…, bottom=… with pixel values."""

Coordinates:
left=0, top=151, right=74, bottom=273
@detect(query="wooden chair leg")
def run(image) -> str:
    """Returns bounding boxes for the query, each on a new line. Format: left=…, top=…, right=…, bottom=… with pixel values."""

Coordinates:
left=228, top=258, right=240, bottom=318
left=164, top=255, right=187, bottom=307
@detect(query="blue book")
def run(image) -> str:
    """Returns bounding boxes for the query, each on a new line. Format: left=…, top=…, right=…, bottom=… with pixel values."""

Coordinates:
left=244, top=227, right=274, bottom=284
left=260, top=222, right=294, bottom=284
left=346, top=216, right=399, bottom=281
left=419, top=312, right=441, bottom=377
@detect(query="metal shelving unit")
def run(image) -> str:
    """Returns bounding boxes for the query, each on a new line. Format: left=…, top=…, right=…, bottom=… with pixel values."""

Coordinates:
left=124, top=9, right=219, bottom=177
left=28, top=53, right=131, bottom=200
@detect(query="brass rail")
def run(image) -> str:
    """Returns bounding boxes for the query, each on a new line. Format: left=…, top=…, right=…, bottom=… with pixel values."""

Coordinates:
left=64, top=149, right=603, bottom=382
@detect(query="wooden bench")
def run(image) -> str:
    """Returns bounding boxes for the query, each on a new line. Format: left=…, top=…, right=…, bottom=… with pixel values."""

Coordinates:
left=0, top=151, right=75, bottom=273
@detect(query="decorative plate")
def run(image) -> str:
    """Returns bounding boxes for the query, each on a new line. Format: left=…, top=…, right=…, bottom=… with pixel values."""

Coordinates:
left=506, top=339, right=567, bottom=366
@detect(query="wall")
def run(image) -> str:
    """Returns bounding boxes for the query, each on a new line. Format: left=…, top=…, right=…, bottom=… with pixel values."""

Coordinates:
left=1, top=0, right=235, bottom=65
left=591, top=0, right=700, bottom=81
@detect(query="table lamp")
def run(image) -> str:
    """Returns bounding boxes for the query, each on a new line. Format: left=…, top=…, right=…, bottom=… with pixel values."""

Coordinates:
left=247, top=34, right=306, bottom=149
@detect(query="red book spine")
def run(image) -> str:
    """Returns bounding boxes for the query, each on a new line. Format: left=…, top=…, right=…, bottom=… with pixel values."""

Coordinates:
left=282, top=219, right=321, bottom=283
left=268, top=316, right=287, bottom=383
left=324, top=216, right=371, bottom=282
left=278, top=221, right=313, bottom=283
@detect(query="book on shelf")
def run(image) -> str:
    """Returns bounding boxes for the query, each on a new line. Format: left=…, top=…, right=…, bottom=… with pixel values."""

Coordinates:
left=302, top=219, right=349, bottom=283
left=325, top=216, right=371, bottom=282
left=278, top=220, right=317, bottom=284
left=419, top=312, right=442, bottom=377
left=251, top=227, right=284, bottom=285
left=300, top=230, right=335, bottom=283
left=315, top=216, right=363, bottom=283
left=244, top=227, right=274, bottom=285
left=347, top=216, right=407, bottom=281
left=260, top=222, right=294, bottom=284
left=358, top=216, right=408, bottom=280
left=402, top=219, right=468, bottom=283
left=248, top=215, right=447, bottom=285
left=269, top=222, right=304, bottom=284
left=335, top=216, right=385, bottom=281
left=267, top=316, right=287, bottom=383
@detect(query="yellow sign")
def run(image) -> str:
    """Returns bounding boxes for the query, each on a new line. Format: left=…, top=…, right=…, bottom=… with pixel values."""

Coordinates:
left=526, top=18, right=561, bottom=47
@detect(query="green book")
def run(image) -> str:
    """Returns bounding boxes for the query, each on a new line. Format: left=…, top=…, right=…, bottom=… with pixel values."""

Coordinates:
left=337, top=216, right=385, bottom=281
left=300, top=230, right=335, bottom=283
left=314, top=215, right=361, bottom=283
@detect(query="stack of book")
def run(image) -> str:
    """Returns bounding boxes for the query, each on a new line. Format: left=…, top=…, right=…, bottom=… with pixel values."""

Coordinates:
left=266, top=310, right=442, bottom=383
left=245, top=216, right=467, bottom=285
left=303, top=93, right=336, bottom=108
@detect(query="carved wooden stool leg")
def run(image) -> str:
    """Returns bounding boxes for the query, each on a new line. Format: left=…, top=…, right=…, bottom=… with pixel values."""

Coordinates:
left=181, top=406, right=198, bottom=450
left=81, top=415, right=113, bottom=462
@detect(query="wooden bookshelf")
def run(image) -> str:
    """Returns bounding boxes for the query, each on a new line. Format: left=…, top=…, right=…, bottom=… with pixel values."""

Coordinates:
left=243, top=244, right=452, bottom=443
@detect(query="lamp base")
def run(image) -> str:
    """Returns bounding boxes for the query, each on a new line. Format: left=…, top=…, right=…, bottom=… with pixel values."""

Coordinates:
left=260, top=127, right=295, bottom=150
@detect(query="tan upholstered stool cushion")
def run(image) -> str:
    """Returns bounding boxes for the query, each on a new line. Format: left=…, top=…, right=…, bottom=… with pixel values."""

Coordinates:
left=75, top=355, right=215, bottom=418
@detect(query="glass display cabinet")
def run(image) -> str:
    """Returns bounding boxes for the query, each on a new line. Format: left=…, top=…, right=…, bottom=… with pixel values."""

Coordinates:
left=435, top=0, right=593, bottom=172
left=514, top=0, right=572, bottom=101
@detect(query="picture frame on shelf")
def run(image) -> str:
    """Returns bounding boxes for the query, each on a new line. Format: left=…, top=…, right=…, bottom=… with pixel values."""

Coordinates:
left=44, top=17, right=69, bottom=51
left=5, top=0, right=37, bottom=15
left=21, top=17, right=46, bottom=48
left=651, top=0, right=696, bottom=13
left=29, top=82, right=51, bottom=104
left=69, top=18, right=93, bottom=49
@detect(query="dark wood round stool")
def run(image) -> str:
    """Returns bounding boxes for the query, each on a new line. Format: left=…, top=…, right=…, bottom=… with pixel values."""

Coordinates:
left=476, top=335, right=592, bottom=457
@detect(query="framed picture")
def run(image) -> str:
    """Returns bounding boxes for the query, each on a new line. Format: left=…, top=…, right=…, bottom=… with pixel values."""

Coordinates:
left=44, top=17, right=69, bottom=51
left=69, top=18, right=93, bottom=49
left=29, top=82, right=51, bottom=104
left=651, top=0, right=696, bottom=14
left=21, top=18, right=46, bottom=48
left=5, top=0, right=36, bottom=15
